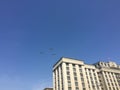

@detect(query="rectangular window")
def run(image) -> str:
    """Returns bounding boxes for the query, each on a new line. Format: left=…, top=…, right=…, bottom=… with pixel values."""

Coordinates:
left=109, top=87, right=111, bottom=90
left=68, top=81, right=71, bottom=86
left=73, top=68, right=76, bottom=71
left=91, top=81, right=94, bottom=84
left=76, top=87, right=79, bottom=90
left=74, top=77, right=77, bottom=81
left=83, top=88, right=86, bottom=90
left=66, top=63, right=69, bottom=66
left=73, top=64, right=75, bottom=67
left=67, top=71, right=70, bottom=75
left=81, top=78, right=84, bottom=81
left=67, top=76, right=70, bottom=80
left=66, top=67, right=69, bottom=70
left=82, top=83, right=85, bottom=87
left=80, top=73, right=83, bottom=76
left=79, top=69, right=82, bottom=72
left=68, top=87, right=71, bottom=90
left=94, top=77, right=97, bottom=80
left=74, top=72, right=77, bottom=76
left=75, top=82, right=78, bottom=86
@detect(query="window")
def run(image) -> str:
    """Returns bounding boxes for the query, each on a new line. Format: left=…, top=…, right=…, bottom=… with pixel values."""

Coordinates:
left=67, top=71, right=70, bottom=75
left=74, top=72, right=77, bottom=76
left=73, top=68, right=76, bottom=71
left=80, top=73, right=83, bottom=76
left=66, top=63, right=69, bottom=66
left=67, top=76, right=70, bottom=80
left=75, top=82, right=78, bottom=86
left=68, top=87, right=71, bottom=90
left=109, top=87, right=111, bottom=90
left=111, top=83, right=113, bottom=86
left=91, top=81, right=94, bottom=84
left=73, top=64, right=75, bottom=67
left=82, top=83, right=85, bottom=87
left=83, top=88, right=86, bottom=90
left=79, top=69, right=82, bottom=72
left=88, top=85, right=90, bottom=88
left=68, top=81, right=71, bottom=86
left=76, top=87, right=79, bottom=90
left=94, top=77, right=97, bottom=80
left=74, top=77, right=77, bottom=81
left=66, top=67, right=69, bottom=70
left=89, top=72, right=92, bottom=76
left=101, top=88, right=104, bottom=90
left=113, top=87, right=115, bottom=90
left=81, top=78, right=84, bottom=81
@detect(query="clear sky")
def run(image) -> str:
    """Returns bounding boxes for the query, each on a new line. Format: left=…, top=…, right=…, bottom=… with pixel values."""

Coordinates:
left=0, top=0, right=120, bottom=90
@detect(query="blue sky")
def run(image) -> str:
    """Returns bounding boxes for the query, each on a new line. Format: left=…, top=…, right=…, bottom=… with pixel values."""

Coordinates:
left=0, top=0, right=120, bottom=90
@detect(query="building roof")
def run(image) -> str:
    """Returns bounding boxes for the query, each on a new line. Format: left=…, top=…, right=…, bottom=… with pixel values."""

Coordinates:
left=53, top=57, right=84, bottom=67
left=44, top=88, right=53, bottom=90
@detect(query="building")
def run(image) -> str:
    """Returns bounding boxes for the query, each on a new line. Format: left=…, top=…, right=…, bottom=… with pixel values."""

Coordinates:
left=53, top=57, right=120, bottom=90
left=44, top=88, right=53, bottom=90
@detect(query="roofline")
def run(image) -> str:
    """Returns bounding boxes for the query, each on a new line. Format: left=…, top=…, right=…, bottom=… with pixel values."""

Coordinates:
left=53, top=57, right=84, bottom=67
left=53, top=57, right=63, bottom=67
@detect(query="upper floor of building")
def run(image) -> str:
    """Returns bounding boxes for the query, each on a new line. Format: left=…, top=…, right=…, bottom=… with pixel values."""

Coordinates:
left=53, top=57, right=120, bottom=72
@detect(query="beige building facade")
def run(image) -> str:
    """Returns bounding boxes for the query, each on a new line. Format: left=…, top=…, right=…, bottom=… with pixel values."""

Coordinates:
left=53, top=57, right=120, bottom=90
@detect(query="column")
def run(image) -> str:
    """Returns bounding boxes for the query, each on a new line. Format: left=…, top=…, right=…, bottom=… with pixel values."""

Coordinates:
left=69, top=64, right=75, bottom=90
left=58, top=66, right=62, bottom=90
left=102, top=71, right=109, bottom=90
left=62, top=63, right=68, bottom=90
left=86, top=69, right=92, bottom=90
left=94, top=71, right=102, bottom=90
left=106, top=72, right=113, bottom=90
left=112, top=73, right=119, bottom=90
left=76, top=65, right=82, bottom=90
left=82, top=66, right=89, bottom=90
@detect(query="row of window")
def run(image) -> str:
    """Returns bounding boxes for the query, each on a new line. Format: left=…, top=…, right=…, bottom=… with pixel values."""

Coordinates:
left=66, top=63, right=86, bottom=90
left=101, top=71, right=120, bottom=90
left=85, top=68, right=100, bottom=90
left=64, top=63, right=120, bottom=90
left=54, top=65, right=64, bottom=90
left=115, top=73, right=120, bottom=86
